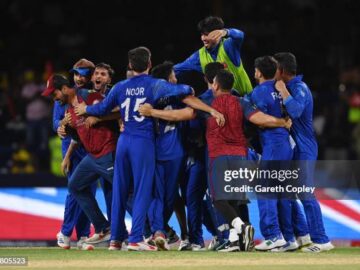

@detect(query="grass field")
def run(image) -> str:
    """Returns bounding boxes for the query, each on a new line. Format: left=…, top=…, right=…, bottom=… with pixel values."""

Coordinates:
left=0, top=247, right=359, bottom=270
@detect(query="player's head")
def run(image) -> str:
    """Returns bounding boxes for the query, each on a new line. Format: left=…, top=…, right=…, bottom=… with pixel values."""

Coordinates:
left=254, top=56, right=277, bottom=83
left=42, top=74, right=73, bottom=105
left=128, top=46, right=152, bottom=73
left=151, top=61, right=177, bottom=84
left=204, top=62, right=226, bottom=84
left=273, top=52, right=297, bottom=79
left=70, top=58, right=95, bottom=88
left=198, top=16, right=224, bottom=49
left=92, top=63, right=114, bottom=92
left=212, top=69, right=234, bottom=97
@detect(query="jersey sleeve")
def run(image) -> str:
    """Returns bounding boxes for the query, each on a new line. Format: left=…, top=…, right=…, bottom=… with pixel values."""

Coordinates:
left=152, top=79, right=192, bottom=105
left=52, top=101, right=64, bottom=132
left=174, top=51, right=202, bottom=75
left=239, top=96, right=259, bottom=120
left=86, top=85, right=119, bottom=116
left=250, top=87, right=268, bottom=113
left=223, top=28, right=244, bottom=67
left=283, top=84, right=307, bottom=118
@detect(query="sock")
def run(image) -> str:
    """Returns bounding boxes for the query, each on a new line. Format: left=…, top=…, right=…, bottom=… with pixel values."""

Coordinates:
left=229, top=228, right=239, bottom=242
left=231, top=217, right=244, bottom=234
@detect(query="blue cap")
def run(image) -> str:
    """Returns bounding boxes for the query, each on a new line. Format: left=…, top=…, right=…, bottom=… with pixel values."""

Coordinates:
left=69, top=67, right=92, bottom=77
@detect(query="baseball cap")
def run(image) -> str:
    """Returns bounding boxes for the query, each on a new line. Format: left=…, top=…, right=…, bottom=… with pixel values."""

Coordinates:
left=42, top=74, right=70, bottom=97
left=69, top=67, right=92, bottom=77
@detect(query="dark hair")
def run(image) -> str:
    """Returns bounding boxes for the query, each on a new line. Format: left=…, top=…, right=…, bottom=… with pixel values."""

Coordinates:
left=53, top=74, right=71, bottom=89
left=273, top=52, right=297, bottom=75
left=254, top=56, right=278, bottom=79
left=151, top=61, right=174, bottom=80
left=214, top=69, right=234, bottom=91
left=197, top=16, right=224, bottom=34
left=95, top=62, right=115, bottom=78
left=128, top=46, right=151, bottom=72
left=204, top=62, right=225, bottom=83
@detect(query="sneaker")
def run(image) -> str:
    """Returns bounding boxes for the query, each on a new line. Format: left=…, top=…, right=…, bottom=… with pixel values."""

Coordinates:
left=215, top=239, right=230, bottom=251
left=241, top=223, right=255, bottom=251
left=271, top=240, right=299, bottom=252
left=218, top=240, right=240, bottom=252
left=86, top=228, right=111, bottom=244
left=208, top=236, right=218, bottom=250
left=191, top=243, right=206, bottom=251
left=57, top=232, right=70, bottom=249
left=166, top=227, right=180, bottom=245
left=178, top=238, right=191, bottom=251
left=108, top=240, right=122, bottom=251
left=127, top=241, right=158, bottom=251
left=297, top=234, right=312, bottom=247
left=255, top=235, right=286, bottom=251
left=154, top=231, right=170, bottom=251
left=77, top=237, right=95, bottom=250
left=302, top=242, right=334, bottom=253
left=144, top=236, right=156, bottom=246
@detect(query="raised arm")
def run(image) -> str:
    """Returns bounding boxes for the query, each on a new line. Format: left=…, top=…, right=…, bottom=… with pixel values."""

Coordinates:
left=275, top=80, right=306, bottom=118
left=173, top=51, right=202, bottom=76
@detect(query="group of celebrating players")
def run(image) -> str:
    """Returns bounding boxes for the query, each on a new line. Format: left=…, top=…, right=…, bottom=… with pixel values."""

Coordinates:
left=41, top=16, right=334, bottom=253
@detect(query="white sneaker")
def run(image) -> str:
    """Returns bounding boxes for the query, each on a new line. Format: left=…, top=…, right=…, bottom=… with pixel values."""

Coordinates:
left=178, top=239, right=191, bottom=251
left=271, top=240, right=299, bottom=252
left=302, top=242, right=334, bottom=253
left=208, top=236, right=218, bottom=250
left=255, top=235, right=287, bottom=251
left=86, top=229, right=111, bottom=244
left=108, top=240, right=122, bottom=251
left=127, top=241, right=157, bottom=251
left=297, top=234, right=312, bottom=247
left=191, top=243, right=206, bottom=251
left=77, top=237, right=94, bottom=251
left=57, top=232, right=70, bottom=249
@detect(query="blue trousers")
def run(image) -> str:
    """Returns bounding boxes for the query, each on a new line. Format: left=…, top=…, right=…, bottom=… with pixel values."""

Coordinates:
left=257, top=141, right=294, bottom=240
left=295, top=152, right=329, bottom=244
left=68, top=152, right=114, bottom=233
left=182, top=157, right=207, bottom=245
left=61, top=148, right=92, bottom=239
left=111, top=135, right=155, bottom=243
left=148, top=156, right=185, bottom=233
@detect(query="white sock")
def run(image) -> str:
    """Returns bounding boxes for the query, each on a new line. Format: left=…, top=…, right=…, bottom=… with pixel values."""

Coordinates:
left=231, top=217, right=244, bottom=234
left=229, top=228, right=239, bottom=242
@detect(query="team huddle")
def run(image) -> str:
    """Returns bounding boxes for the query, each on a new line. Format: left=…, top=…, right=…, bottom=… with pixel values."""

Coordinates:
left=42, top=16, right=334, bottom=253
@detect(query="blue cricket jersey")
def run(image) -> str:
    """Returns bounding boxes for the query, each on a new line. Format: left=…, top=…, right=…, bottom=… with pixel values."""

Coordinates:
left=250, top=80, right=289, bottom=146
left=283, top=75, right=318, bottom=158
left=86, top=74, right=192, bottom=140
left=174, top=28, right=244, bottom=74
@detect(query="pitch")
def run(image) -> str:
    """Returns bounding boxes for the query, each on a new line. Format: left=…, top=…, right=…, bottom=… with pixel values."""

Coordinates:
left=0, top=247, right=359, bottom=270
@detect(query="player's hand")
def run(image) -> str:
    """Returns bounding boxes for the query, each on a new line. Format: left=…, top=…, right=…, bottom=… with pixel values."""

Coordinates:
left=275, top=80, right=291, bottom=100
left=61, top=112, right=72, bottom=126
left=138, top=103, right=154, bottom=117
left=74, top=102, right=87, bottom=116
left=61, top=157, right=71, bottom=175
left=85, top=116, right=100, bottom=128
left=118, top=119, right=125, bottom=132
left=284, top=117, right=292, bottom=130
left=208, top=29, right=227, bottom=44
left=57, top=125, right=67, bottom=138
left=210, top=109, right=225, bottom=127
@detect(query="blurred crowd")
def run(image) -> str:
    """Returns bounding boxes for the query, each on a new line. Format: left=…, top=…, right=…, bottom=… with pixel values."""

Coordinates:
left=0, top=0, right=359, bottom=174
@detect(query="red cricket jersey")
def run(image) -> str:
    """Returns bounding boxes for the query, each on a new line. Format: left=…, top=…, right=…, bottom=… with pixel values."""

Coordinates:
left=206, top=94, right=248, bottom=158
left=67, top=91, right=117, bottom=158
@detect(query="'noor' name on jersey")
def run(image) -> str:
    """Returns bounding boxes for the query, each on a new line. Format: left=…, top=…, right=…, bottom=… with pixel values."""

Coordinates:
left=126, top=87, right=145, bottom=96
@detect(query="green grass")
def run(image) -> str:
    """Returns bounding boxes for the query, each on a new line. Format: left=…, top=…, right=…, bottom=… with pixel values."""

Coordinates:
left=0, top=247, right=359, bottom=270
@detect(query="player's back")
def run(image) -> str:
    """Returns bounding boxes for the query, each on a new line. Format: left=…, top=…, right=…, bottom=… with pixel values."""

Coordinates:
left=287, top=77, right=317, bottom=157
left=251, top=80, right=289, bottom=145
left=206, top=94, right=247, bottom=158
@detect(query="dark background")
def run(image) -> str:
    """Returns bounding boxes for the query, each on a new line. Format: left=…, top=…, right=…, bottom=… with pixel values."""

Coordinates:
left=1, top=0, right=360, bottom=174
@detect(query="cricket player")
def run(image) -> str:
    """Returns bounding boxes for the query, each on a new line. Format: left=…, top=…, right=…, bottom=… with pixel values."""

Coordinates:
left=75, top=47, right=224, bottom=251
left=274, top=52, right=334, bottom=252
left=174, top=16, right=252, bottom=96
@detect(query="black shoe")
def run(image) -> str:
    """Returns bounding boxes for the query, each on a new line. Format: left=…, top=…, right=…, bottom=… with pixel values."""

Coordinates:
left=217, top=240, right=240, bottom=252
left=166, top=227, right=180, bottom=245
left=241, top=223, right=255, bottom=251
